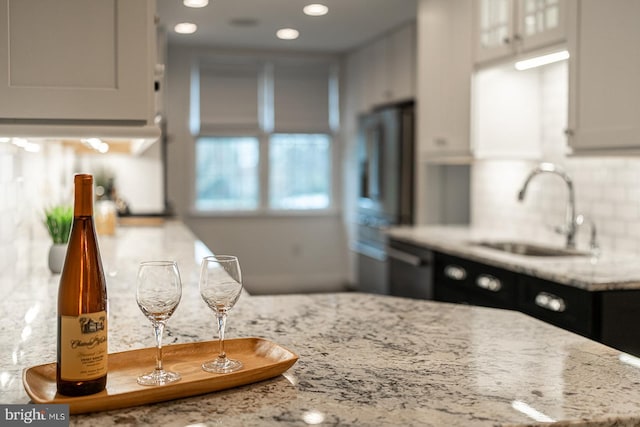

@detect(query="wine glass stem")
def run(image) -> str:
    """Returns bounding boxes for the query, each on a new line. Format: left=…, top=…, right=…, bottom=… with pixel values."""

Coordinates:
left=216, top=313, right=227, bottom=361
left=154, top=322, right=166, bottom=372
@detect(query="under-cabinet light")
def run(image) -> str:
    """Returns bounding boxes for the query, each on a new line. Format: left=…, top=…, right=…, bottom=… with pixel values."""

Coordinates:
left=514, top=50, right=569, bottom=71
left=81, top=138, right=109, bottom=154
left=11, top=138, right=40, bottom=153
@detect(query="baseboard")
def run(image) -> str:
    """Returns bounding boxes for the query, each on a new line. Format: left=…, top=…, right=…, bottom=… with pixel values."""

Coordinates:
left=243, top=273, right=349, bottom=295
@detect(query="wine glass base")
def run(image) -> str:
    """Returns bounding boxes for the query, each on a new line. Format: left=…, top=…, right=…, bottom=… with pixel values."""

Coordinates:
left=202, top=358, right=243, bottom=374
left=137, top=369, right=181, bottom=386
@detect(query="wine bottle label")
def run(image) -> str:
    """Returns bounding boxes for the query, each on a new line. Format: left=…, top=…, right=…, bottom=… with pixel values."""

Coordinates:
left=60, top=311, right=108, bottom=381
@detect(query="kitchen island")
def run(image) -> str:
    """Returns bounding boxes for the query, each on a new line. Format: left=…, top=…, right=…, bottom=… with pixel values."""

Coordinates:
left=4, top=222, right=640, bottom=426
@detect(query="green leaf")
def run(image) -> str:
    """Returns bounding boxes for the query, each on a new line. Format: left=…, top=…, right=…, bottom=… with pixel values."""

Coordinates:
left=43, top=205, right=73, bottom=244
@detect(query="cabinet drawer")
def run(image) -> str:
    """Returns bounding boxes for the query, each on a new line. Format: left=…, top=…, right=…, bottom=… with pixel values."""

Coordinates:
left=434, top=253, right=517, bottom=309
left=518, top=276, right=595, bottom=337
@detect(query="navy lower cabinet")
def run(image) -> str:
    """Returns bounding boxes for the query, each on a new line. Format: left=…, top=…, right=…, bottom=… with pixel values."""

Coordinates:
left=434, top=252, right=518, bottom=310
left=433, top=251, right=640, bottom=357
left=518, top=275, right=595, bottom=338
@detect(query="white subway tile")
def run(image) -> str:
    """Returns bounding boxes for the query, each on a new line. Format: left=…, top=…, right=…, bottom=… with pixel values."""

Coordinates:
left=614, top=202, right=639, bottom=221
left=0, top=154, right=13, bottom=183
left=614, top=236, right=639, bottom=254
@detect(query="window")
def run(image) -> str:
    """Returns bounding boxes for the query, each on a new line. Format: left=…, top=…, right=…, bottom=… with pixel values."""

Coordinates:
left=269, top=134, right=331, bottom=210
left=192, top=56, right=338, bottom=213
left=195, top=137, right=259, bottom=211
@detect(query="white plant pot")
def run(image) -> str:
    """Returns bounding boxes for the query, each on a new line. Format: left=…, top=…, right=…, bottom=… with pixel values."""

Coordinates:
left=48, top=243, right=67, bottom=274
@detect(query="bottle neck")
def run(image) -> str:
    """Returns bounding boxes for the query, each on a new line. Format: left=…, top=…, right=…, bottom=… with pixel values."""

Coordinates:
left=74, top=175, right=94, bottom=217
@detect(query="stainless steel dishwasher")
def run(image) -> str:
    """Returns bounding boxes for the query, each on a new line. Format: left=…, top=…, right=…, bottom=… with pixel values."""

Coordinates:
left=387, top=238, right=433, bottom=299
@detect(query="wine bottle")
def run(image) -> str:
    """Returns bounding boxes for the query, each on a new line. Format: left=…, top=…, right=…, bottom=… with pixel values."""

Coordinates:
left=57, top=174, right=108, bottom=396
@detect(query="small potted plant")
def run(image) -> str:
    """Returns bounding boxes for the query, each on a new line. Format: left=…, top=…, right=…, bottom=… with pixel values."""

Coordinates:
left=44, top=205, right=73, bottom=274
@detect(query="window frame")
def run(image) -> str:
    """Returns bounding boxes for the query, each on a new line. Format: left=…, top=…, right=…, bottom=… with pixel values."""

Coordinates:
left=190, top=130, right=339, bottom=218
left=189, top=55, right=340, bottom=218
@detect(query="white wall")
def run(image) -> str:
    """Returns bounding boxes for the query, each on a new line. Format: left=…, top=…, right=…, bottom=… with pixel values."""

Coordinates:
left=164, top=44, right=349, bottom=294
left=78, top=144, right=165, bottom=213
left=472, top=61, right=640, bottom=255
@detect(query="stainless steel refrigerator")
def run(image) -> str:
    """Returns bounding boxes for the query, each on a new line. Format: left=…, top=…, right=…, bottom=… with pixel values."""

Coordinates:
left=353, top=101, right=414, bottom=294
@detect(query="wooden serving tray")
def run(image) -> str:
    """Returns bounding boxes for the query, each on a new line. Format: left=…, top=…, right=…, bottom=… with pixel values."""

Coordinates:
left=23, top=337, right=298, bottom=414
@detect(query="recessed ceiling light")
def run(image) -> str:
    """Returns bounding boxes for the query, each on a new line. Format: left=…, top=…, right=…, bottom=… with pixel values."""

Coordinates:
left=174, top=22, right=198, bottom=34
left=276, top=28, right=300, bottom=40
left=183, top=0, right=208, bottom=8
left=303, top=4, right=329, bottom=16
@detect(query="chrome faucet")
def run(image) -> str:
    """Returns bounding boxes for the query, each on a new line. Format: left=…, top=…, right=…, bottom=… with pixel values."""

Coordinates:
left=517, top=162, right=577, bottom=249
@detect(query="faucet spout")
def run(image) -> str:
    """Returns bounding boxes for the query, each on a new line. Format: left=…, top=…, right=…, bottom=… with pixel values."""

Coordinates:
left=517, top=162, right=577, bottom=249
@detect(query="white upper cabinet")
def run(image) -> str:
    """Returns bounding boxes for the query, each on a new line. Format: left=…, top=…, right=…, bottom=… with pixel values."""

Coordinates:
left=387, top=23, right=416, bottom=104
left=567, top=0, right=640, bottom=154
left=474, top=0, right=567, bottom=65
left=360, top=38, right=389, bottom=109
left=0, top=0, right=157, bottom=137
left=417, top=0, right=473, bottom=162
left=348, top=22, right=416, bottom=114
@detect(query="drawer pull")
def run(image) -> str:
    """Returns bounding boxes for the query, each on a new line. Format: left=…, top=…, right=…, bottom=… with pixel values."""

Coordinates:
left=476, top=274, right=502, bottom=292
left=444, top=265, right=466, bottom=281
left=387, top=248, right=424, bottom=267
left=535, top=292, right=566, bottom=313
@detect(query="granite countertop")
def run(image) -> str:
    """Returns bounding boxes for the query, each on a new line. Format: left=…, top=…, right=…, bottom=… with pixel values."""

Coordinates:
left=387, top=225, right=640, bottom=291
left=5, top=221, right=640, bottom=426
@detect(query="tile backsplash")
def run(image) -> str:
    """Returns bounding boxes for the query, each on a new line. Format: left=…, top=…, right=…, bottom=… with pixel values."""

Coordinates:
left=0, top=142, right=75, bottom=272
left=472, top=157, right=640, bottom=255
left=472, top=60, right=640, bottom=256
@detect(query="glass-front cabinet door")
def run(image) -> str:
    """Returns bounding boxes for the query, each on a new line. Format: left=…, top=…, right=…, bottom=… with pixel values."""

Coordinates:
left=475, top=0, right=514, bottom=63
left=474, top=0, right=567, bottom=65
left=517, top=0, right=566, bottom=52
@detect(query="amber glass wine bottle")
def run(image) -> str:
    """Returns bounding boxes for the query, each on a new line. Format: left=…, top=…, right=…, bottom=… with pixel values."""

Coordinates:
left=57, top=174, right=108, bottom=396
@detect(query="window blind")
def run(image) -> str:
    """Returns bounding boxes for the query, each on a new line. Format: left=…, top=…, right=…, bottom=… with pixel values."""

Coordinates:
left=273, top=61, right=331, bottom=133
left=198, top=61, right=260, bottom=133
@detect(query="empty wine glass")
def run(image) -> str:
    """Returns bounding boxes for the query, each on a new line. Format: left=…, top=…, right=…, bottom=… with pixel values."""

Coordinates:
left=136, top=261, right=182, bottom=386
left=199, top=255, right=243, bottom=373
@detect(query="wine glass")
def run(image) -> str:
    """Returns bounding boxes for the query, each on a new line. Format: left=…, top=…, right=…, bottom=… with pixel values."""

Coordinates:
left=199, top=255, right=244, bottom=373
left=136, top=261, right=182, bottom=386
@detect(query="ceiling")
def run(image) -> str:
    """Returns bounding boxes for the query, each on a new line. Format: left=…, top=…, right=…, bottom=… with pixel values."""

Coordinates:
left=156, top=0, right=417, bottom=54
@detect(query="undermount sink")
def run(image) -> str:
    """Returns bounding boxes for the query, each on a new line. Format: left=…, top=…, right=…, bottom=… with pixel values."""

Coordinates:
left=472, top=241, right=588, bottom=257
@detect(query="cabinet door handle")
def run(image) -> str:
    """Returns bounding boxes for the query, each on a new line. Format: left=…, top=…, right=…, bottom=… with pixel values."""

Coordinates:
left=476, top=274, right=502, bottom=292
left=444, top=265, right=466, bottom=281
left=534, top=292, right=566, bottom=313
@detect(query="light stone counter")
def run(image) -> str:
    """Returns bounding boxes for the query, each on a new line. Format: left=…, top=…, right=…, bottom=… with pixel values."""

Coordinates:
left=387, top=225, right=640, bottom=291
left=4, top=221, right=640, bottom=426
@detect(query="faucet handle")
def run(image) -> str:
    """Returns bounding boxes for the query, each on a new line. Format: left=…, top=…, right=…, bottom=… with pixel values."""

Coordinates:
left=577, top=214, right=600, bottom=263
